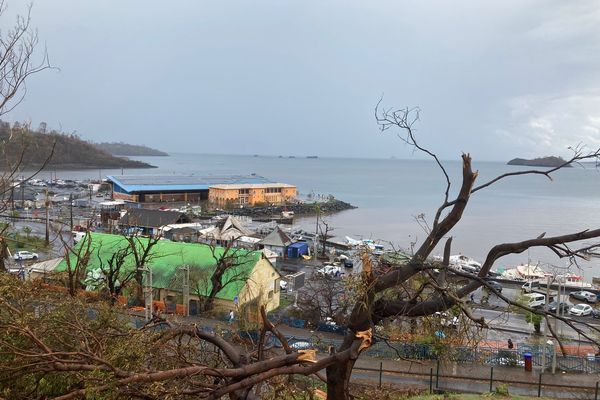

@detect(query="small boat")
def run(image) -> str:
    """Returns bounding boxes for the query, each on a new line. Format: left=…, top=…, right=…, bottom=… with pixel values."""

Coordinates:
left=515, top=263, right=546, bottom=280
left=449, top=254, right=482, bottom=274
left=552, top=274, right=594, bottom=290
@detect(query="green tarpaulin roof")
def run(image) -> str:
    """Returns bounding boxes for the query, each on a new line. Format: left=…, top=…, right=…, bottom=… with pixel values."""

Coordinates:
left=56, top=233, right=262, bottom=300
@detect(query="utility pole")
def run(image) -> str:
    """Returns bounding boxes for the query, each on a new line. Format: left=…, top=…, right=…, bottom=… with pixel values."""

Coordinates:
left=44, top=189, right=50, bottom=246
left=139, top=266, right=153, bottom=321
left=180, top=265, right=190, bottom=317
left=10, top=178, right=15, bottom=224
left=542, top=275, right=552, bottom=372
left=314, top=204, right=320, bottom=259
left=555, top=277, right=560, bottom=335
left=69, top=193, right=73, bottom=231
left=20, top=180, right=24, bottom=209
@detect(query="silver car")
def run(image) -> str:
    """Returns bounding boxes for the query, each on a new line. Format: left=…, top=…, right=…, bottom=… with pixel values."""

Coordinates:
left=13, top=251, right=38, bottom=260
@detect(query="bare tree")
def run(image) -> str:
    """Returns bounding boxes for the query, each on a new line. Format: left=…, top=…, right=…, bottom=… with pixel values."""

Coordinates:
left=124, top=233, right=161, bottom=305
left=0, top=2, right=54, bottom=271
left=296, top=273, right=351, bottom=325
left=318, top=217, right=333, bottom=258
left=95, top=243, right=136, bottom=303
left=200, top=240, right=254, bottom=312
left=0, top=1, right=52, bottom=117
left=58, top=231, right=92, bottom=296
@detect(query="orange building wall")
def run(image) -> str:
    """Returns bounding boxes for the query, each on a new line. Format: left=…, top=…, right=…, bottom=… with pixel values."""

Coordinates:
left=208, top=186, right=297, bottom=207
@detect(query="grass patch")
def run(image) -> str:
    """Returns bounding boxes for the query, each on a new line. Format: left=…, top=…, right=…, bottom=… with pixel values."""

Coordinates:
left=5, top=232, right=49, bottom=253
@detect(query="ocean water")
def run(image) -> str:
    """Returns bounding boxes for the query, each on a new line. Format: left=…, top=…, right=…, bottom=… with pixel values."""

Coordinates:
left=44, top=153, right=600, bottom=280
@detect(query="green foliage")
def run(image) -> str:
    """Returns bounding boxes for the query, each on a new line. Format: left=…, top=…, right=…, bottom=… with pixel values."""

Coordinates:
left=5, top=231, right=48, bottom=252
left=495, top=383, right=510, bottom=396
left=524, top=312, right=542, bottom=325
left=0, top=274, right=183, bottom=399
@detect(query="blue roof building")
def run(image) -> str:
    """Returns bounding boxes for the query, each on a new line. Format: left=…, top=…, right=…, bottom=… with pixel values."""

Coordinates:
left=107, top=174, right=272, bottom=203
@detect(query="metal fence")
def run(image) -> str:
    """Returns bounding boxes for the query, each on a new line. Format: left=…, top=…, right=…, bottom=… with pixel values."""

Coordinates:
left=133, top=314, right=600, bottom=374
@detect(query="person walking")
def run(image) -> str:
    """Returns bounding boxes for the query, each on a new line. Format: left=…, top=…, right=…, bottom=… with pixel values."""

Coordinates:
left=508, top=338, right=514, bottom=349
left=228, top=309, right=234, bottom=324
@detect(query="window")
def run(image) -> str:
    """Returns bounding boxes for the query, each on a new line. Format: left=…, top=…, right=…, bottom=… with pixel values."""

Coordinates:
left=274, top=278, right=280, bottom=293
left=268, top=290, right=274, bottom=299
left=239, top=189, right=250, bottom=195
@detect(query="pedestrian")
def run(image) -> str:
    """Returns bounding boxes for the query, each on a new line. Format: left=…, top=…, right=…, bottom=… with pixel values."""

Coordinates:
left=508, top=338, right=514, bottom=349
left=228, top=309, right=234, bottom=324
left=470, top=293, right=474, bottom=303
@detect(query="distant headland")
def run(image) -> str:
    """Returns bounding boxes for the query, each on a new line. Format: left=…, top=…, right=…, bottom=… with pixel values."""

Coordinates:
left=0, top=121, right=156, bottom=170
left=507, top=156, right=572, bottom=168
left=94, top=142, right=168, bottom=157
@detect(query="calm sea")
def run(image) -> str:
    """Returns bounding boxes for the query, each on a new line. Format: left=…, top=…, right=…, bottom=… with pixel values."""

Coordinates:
left=46, top=153, right=600, bottom=280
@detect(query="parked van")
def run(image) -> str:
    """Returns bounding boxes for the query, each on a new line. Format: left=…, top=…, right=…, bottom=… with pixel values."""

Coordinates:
left=521, top=281, right=540, bottom=293
left=523, top=293, right=545, bottom=308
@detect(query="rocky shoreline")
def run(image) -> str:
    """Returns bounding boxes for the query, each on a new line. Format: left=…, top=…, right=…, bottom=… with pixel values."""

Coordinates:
left=227, top=199, right=357, bottom=219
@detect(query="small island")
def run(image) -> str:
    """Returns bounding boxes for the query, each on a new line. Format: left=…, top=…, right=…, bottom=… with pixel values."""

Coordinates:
left=95, top=142, right=168, bottom=157
left=507, top=156, right=571, bottom=168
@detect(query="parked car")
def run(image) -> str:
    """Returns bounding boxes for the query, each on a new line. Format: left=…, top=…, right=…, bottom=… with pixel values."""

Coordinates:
left=343, top=259, right=354, bottom=268
left=570, top=291, right=598, bottom=303
left=485, top=280, right=503, bottom=293
left=569, top=304, right=593, bottom=317
left=521, top=281, right=540, bottom=293
left=547, top=301, right=570, bottom=314
left=592, top=309, right=600, bottom=319
left=13, top=251, right=38, bottom=260
left=523, top=293, right=546, bottom=309
left=316, top=265, right=343, bottom=277
left=289, top=340, right=313, bottom=350
left=433, top=311, right=459, bottom=328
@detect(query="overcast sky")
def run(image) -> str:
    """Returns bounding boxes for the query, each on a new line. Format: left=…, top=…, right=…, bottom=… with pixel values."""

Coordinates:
left=5, top=0, right=600, bottom=160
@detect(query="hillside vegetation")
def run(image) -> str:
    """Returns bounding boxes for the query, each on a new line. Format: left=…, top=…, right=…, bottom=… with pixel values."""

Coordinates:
left=0, top=121, right=155, bottom=169
left=94, top=142, right=168, bottom=156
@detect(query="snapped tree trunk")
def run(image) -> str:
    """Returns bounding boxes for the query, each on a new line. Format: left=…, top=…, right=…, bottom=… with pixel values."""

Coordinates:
left=203, top=269, right=224, bottom=312
left=325, top=359, right=356, bottom=400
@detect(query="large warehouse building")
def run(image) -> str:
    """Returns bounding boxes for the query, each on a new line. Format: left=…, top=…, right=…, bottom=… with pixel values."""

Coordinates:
left=107, top=174, right=296, bottom=205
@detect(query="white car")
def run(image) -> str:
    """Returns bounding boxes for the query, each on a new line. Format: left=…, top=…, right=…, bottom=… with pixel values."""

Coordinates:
left=569, top=304, right=593, bottom=317
left=316, top=265, right=343, bottom=277
left=13, top=251, right=38, bottom=261
left=434, top=312, right=459, bottom=328
left=279, top=280, right=288, bottom=291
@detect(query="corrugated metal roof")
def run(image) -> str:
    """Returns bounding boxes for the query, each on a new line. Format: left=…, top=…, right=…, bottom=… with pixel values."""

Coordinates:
left=107, top=174, right=272, bottom=193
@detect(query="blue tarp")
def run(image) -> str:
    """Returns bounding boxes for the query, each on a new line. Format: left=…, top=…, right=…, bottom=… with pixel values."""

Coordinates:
left=287, top=242, right=309, bottom=258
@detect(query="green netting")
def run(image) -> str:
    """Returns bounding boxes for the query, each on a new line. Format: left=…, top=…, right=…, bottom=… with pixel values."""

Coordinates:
left=56, top=233, right=260, bottom=300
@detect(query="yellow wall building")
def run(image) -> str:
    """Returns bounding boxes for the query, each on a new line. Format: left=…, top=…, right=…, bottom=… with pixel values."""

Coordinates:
left=209, top=183, right=297, bottom=207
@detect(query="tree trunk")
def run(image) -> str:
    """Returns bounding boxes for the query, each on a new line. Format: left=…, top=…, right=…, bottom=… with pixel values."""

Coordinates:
left=326, top=358, right=356, bottom=400
left=203, top=271, right=224, bottom=312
